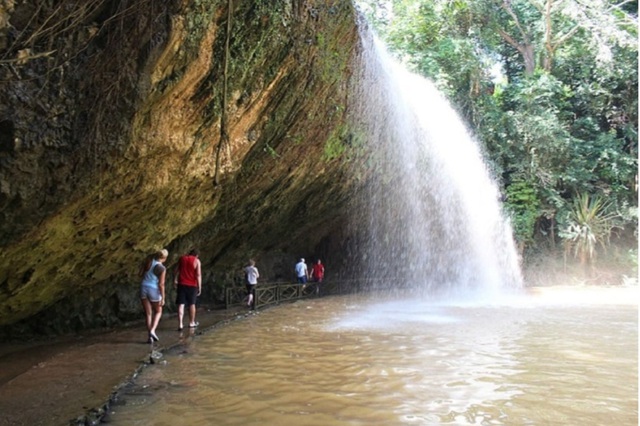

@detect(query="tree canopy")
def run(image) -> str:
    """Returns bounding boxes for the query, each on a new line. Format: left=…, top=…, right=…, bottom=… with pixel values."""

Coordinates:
left=360, top=0, right=638, bottom=261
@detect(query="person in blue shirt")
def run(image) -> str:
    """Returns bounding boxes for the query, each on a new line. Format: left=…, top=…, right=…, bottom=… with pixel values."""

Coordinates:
left=244, top=259, right=259, bottom=309
left=295, top=258, right=309, bottom=284
left=139, top=249, right=168, bottom=343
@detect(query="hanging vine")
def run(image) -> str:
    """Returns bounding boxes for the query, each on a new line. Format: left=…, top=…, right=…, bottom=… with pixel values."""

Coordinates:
left=214, top=0, right=232, bottom=186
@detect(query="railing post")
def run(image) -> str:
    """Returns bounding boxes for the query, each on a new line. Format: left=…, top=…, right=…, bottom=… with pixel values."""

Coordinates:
left=254, top=285, right=259, bottom=310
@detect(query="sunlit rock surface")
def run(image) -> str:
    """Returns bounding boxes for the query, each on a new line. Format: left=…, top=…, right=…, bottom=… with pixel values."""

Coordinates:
left=0, top=0, right=365, bottom=334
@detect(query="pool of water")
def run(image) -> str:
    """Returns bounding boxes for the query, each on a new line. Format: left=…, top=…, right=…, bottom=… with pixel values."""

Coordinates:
left=107, top=287, right=638, bottom=425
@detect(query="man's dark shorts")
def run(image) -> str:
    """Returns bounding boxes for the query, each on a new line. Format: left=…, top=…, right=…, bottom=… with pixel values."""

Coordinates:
left=176, top=284, right=198, bottom=306
left=246, top=283, right=256, bottom=297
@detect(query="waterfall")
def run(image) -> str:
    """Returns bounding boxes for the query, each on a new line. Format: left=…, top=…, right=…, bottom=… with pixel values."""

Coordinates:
left=347, top=28, right=523, bottom=299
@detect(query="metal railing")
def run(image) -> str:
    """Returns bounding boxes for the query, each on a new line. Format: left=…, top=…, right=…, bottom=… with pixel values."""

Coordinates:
left=225, top=280, right=342, bottom=309
left=224, top=278, right=397, bottom=310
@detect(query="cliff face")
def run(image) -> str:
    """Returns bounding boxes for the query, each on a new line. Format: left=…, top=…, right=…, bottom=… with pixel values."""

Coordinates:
left=0, top=0, right=368, bottom=334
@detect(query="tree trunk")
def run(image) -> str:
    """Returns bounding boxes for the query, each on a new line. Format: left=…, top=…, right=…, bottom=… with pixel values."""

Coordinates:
left=523, top=43, right=536, bottom=76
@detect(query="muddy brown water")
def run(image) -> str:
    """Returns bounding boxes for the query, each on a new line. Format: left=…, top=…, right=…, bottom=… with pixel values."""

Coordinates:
left=103, top=287, right=637, bottom=426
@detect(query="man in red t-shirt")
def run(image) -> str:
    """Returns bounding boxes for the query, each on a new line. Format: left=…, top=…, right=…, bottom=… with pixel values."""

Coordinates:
left=311, top=259, right=325, bottom=296
left=173, top=249, right=202, bottom=330
left=311, top=259, right=325, bottom=283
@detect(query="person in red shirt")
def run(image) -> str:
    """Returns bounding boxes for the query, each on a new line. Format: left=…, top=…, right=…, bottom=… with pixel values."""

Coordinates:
left=173, top=249, right=202, bottom=330
left=311, top=259, right=325, bottom=296
left=311, top=259, right=325, bottom=282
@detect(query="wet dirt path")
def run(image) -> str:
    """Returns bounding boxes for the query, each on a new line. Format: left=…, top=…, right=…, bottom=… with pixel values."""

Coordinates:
left=0, top=306, right=248, bottom=426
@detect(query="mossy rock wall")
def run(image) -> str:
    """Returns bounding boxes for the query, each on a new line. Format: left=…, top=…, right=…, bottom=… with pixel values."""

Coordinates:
left=0, top=0, right=367, bottom=335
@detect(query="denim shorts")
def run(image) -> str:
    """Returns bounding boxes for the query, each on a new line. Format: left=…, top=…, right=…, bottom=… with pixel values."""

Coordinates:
left=140, top=285, right=162, bottom=303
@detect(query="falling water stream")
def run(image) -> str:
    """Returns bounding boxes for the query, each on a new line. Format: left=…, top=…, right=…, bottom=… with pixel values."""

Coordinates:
left=347, top=31, right=521, bottom=298
left=106, top=20, right=637, bottom=426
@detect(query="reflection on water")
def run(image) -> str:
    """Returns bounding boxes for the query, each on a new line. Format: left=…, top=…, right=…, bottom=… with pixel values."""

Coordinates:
left=108, top=288, right=638, bottom=425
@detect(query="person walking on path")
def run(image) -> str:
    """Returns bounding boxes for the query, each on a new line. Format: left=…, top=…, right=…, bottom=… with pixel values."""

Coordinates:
left=311, top=259, right=325, bottom=295
left=311, top=259, right=325, bottom=282
left=174, top=249, right=202, bottom=330
left=139, top=249, right=168, bottom=343
left=244, top=259, right=259, bottom=309
left=295, top=258, right=309, bottom=284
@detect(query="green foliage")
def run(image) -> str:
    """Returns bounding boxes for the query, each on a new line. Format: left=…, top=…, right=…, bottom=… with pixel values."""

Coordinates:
left=263, top=143, right=280, bottom=159
left=323, top=124, right=366, bottom=162
left=505, top=180, right=540, bottom=245
left=323, top=134, right=347, bottom=161
left=361, top=0, right=638, bottom=253
left=558, top=193, right=619, bottom=265
left=316, top=31, right=352, bottom=85
left=323, top=124, right=350, bottom=161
